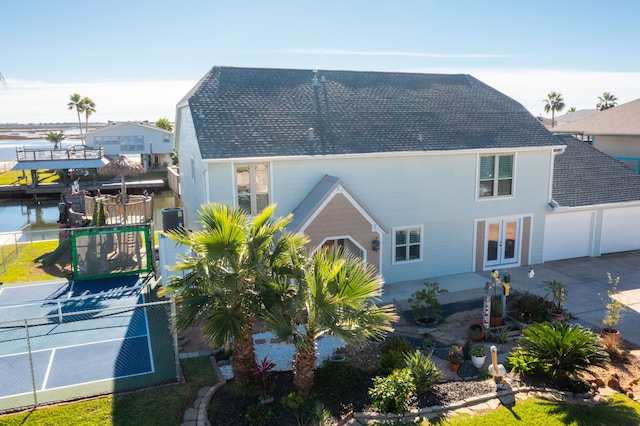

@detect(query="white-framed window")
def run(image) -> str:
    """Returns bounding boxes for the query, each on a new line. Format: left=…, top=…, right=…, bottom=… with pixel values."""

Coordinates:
left=478, top=154, right=514, bottom=198
left=236, top=163, right=269, bottom=215
left=393, top=226, right=422, bottom=264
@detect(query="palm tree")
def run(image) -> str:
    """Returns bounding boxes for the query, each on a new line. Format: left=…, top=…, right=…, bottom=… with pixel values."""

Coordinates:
left=81, top=96, right=96, bottom=134
left=68, top=93, right=85, bottom=134
left=567, top=107, right=576, bottom=113
left=154, top=117, right=173, bottom=132
left=45, top=131, right=66, bottom=149
left=266, top=248, right=398, bottom=395
left=163, top=203, right=308, bottom=386
left=597, top=92, right=618, bottom=111
left=543, top=91, right=565, bottom=128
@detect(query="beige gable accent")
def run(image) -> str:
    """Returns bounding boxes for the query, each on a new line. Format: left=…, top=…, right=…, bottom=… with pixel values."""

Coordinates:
left=304, top=193, right=380, bottom=271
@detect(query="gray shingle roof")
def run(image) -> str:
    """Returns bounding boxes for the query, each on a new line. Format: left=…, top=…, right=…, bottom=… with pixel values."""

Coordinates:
left=553, top=135, right=640, bottom=207
left=185, top=66, right=560, bottom=159
left=554, top=98, right=640, bottom=135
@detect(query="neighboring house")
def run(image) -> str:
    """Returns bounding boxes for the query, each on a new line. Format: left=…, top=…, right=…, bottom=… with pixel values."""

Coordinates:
left=172, top=66, right=640, bottom=287
left=84, top=121, right=174, bottom=170
left=554, top=99, right=640, bottom=171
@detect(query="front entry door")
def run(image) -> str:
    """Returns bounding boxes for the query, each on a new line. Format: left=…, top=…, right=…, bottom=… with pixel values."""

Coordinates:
left=485, top=219, right=520, bottom=268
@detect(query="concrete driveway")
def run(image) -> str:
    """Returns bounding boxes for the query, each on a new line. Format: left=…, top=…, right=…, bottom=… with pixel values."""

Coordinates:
left=381, top=250, right=640, bottom=347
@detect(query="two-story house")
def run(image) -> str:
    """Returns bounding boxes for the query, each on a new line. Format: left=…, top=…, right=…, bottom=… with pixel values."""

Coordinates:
left=84, top=121, right=174, bottom=171
left=172, top=66, right=640, bottom=287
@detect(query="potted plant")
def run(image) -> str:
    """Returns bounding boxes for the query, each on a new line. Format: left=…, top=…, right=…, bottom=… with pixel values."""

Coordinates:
left=468, top=322, right=485, bottom=342
left=448, top=343, right=463, bottom=371
left=602, top=272, right=627, bottom=340
left=490, top=296, right=503, bottom=326
left=470, top=344, right=486, bottom=368
left=544, top=280, right=567, bottom=321
left=408, top=281, right=448, bottom=326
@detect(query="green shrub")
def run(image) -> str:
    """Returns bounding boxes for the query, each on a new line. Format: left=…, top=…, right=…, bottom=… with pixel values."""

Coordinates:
left=368, top=368, right=416, bottom=414
left=377, top=350, right=406, bottom=375
left=244, top=402, right=274, bottom=426
left=507, top=322, right=609, bottom=389
left=381, top=337, right=415, bottom=355
left=314, top=359, right=366, bottom=394
left=404, top=350, right=443, bottom=395
left=508, top=291, right=554, bottom=324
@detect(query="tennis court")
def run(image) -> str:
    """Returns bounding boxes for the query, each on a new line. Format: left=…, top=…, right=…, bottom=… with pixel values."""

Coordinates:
left=0, top=275, right=177, bottom=411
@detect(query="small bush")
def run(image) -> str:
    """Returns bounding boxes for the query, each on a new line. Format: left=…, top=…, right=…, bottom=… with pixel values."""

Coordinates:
left=404, top=350, right=443, bottom=395
left=381, top=337, right=415, bottom=355
left=314, top=359, right=366, bottom=394
left=377, top=350, right=406, bottom=375
left=368, top=368, right=415, bottom=414
left=244, top=402, right=274, bottom=426
left=508, top=291, right=553, bottom=324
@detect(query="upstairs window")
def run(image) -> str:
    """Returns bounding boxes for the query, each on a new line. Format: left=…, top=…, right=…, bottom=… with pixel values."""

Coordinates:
left=236, top=163, right=269, bottom=215
left=478, top=154, right=513, bottom=198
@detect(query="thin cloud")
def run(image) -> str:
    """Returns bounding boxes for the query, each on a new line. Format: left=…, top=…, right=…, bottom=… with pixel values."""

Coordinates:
left=279, top=48, right=512, bottom=59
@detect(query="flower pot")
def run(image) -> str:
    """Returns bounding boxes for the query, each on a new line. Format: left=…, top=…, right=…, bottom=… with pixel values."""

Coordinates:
left=471, top=355, right=486, bottom=368
left=548, top=309, right=565, bottom=322
left=468, top=323, right=486, bottom=342
left=449, top=362, right=460, bottom=372
left=601, top=328, right=621, bottom=344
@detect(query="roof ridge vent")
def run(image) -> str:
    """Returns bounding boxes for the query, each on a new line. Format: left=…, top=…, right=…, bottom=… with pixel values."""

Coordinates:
left=312, top=70, right=319, bottom=87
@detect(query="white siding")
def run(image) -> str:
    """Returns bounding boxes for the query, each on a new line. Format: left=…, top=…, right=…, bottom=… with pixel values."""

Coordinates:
left=203, top=149, right=553, bottom=283
left=176, top=107, right=206, bottom=229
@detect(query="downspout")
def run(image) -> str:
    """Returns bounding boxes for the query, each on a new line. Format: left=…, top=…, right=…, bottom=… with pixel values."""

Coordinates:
left=548, top=146, right=566, bottom=210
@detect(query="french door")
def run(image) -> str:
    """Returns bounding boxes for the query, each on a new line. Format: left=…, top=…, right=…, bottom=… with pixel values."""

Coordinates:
left=485, top=219, right=520, bottom=268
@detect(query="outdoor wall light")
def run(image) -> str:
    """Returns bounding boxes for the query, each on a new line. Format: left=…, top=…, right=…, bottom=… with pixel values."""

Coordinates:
left=372, top=237, right=380, bottom=252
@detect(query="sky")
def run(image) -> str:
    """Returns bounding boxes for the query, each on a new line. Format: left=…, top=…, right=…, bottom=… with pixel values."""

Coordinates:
left=2, top=0, right=640, bottom=124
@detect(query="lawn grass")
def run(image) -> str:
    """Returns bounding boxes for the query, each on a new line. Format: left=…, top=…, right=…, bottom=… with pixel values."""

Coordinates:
left=429, top=394, right=640, bottom=425
left=0, top=240, right=63, bottom=283
left=0, top=356, right=218, bottom=426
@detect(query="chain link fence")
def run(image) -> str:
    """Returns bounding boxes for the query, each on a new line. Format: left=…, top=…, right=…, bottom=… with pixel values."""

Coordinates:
left=0, top=297, right=179, bottom=414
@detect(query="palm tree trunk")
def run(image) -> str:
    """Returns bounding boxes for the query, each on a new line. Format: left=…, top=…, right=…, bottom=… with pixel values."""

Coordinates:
left=232, top=326, right=257, bottom=386
left=77, top=110, right=83, bottom=135
left=293, top=336, right=317, bottom=395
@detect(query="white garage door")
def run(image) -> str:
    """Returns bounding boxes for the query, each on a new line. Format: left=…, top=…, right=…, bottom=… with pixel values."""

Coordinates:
left=543, top=211, right=594, bottom=262
left=601, top=207, right=640, bottom=254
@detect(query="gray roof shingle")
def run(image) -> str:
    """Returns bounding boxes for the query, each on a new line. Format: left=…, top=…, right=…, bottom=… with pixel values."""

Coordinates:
left=185, top=66, right=560, bottom=159
left=553, top=135, right=640, bottom=207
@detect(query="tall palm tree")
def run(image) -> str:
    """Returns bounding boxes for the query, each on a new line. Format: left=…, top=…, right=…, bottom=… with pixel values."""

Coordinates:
left=164, top=203, right=308, bottom=386
left=266, top=248, right=398, bottom=395
left=81, top=96, right=96, bottom=133
left=68, top=93, right=85, bottom=134
left=45, top=131, right=66, bottom=149
left=543, top=91, right=565, bottom=128
left=597, top=92, right=618, bottom=111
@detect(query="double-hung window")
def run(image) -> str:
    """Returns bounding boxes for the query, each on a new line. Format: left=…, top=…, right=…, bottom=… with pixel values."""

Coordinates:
left=236, top=163, right=269, bottom=215
left=393, top=226, right=422, bottom=263
left=478, top=154, right=514, bottom=198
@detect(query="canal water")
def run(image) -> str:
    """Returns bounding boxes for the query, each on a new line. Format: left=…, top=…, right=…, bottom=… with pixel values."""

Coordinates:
left=0, top=189, right=180, bottom=236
